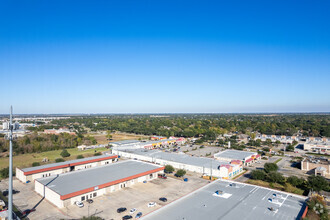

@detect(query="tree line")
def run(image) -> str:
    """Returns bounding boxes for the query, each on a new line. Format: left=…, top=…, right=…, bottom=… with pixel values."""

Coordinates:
left=47, top=114, right=330, bottom=138
left=0, top=132, right=97, bottom=155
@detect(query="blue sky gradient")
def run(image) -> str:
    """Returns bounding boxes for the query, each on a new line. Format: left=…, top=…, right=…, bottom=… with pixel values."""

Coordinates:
left=1, top=0, right=330, bottom=114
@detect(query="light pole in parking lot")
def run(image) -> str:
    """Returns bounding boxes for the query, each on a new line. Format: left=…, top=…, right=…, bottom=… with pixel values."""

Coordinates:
left=8, top=106, right=13, bottom=220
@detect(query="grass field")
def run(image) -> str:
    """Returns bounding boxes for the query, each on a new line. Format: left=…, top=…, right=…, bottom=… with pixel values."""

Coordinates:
left=0, top=147, right=107, bottom=171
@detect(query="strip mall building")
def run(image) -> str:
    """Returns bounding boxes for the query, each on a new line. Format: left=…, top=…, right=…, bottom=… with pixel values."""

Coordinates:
left=16, top=154, right=118, bottom=183
left=34, top=160, right=164, bottom=208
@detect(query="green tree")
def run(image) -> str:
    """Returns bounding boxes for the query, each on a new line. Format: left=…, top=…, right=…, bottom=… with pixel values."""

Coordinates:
left=0, top=167, right=15, bottom=178
left=267, top=171, right=285, bottom=184
left=175, top=169, right=186, bottom=177
left=307, top=176, right=329, bottom=192
left=164, top=165, right=175, bottom=173
left=0, top=167, right=9, bottom=178
left=264, top=163, right=278, bottom=173
left=94, top=152, right=102, bottom=156
left=32, top=162, right=40, bottom=167
left=106, top=130, right=112, bottom=140
left=251, top=170, right=266, bottom=180
left=60, top=149, right=71, bottom=158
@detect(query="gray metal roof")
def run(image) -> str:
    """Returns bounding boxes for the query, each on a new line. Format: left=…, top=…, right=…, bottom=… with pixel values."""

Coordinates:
left=109, top=140, right=141, bottom=145
left=21, top=154, right=116, bottom=173
left=214, top=150, right=257, bottom=160
left=142, top=180, right=307, bottom=220
left=36, top=160, right=162, bottom=196
left=120, top=149, right=231, bottom=168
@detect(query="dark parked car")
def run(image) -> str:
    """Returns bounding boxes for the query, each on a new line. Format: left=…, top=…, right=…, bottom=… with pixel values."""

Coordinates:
left=122, top=215, right=132, bottom=219
left=135, top=212, right=143, bottom=218
left=159, top=197, right=167, bottom=202
left=22, top=208, right=36, bottom=216
left=117, top=207, right=127, bottom=213
left=86, top=199, right=93, bottom=204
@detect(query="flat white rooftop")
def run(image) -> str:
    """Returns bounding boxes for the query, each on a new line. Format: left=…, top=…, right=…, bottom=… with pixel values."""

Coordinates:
left=214, top=150, right=257, bottom=160
left=142, top=180, right=306, bottom=220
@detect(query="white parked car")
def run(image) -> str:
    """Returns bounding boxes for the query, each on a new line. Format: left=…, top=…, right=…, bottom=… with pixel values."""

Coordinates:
left=147, top=202, right=156, bottom=207
left=130, top=208, right=137, bottom=214
left=75, top=201, right=84, bottom=208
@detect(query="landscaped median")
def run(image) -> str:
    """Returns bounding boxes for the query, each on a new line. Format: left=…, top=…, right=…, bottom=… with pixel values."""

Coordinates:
left=274, top=158, right=282, bottom=164
left=246, top=179, right=304, bottom=195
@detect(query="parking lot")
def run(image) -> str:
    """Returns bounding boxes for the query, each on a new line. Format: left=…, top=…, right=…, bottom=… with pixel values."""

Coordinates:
left=0, top=172, right=209, bottom=220
left=179, top=145, right=223, bottom=157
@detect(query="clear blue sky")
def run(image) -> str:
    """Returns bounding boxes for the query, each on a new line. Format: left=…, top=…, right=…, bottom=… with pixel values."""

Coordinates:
left=1, top=0, right=330, bottom=114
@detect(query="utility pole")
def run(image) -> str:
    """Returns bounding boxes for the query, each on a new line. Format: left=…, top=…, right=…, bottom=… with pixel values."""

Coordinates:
left=210, top=159, right=213, bottom=180
left=8, top=106, right=13, bottom=220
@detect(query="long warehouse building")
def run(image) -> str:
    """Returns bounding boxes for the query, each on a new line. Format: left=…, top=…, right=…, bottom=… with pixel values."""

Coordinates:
left=16, top=154, right=118, bottom=183
left=35, top=160, right=164, bottom=208
left=113, top=149, right=243, bottom=179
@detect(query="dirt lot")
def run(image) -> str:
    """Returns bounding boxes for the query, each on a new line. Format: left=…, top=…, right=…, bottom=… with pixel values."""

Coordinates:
left=0, top=172, right=208, bottom=220
left=91, top=132, right=151, bottom=145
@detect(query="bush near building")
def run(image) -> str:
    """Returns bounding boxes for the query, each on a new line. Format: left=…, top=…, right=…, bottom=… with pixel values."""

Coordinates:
left=0, top=167, right=15, bottom=178
left=94, top=152, right=102, bottom=156
left=32, top=162, right=40, bottom=167
left=60, top=149, right=71, bottom=158
left=76, top=155, right=84, bottom=159
left=306, top=196, right=329, bottom=220
left=164, top=165, right=175, bottom=173
left=55, top=158, right=65, bottom=163
left=175, top=169, right=186, bottom=177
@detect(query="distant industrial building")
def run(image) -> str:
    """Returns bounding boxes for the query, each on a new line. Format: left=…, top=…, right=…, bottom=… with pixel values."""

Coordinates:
left=142, top=179, right=307, bottom=220
left=109, top=140, right=142, bottom=148
left=113, top=149, right=243, bottom=179
left=35, top=160, right=164, bottom=208
left=303, top=139, right=330, bottom=154
left=110, top=138, right=186, bottom=150
left=16, top=154, right=118, bottom=183
left=256, top=134, right=299, bottom=144
left=43, top=127, right=76, bottom=135
left=301, top=158, right=330, bottom=178
left=150, top=136, right=167, bottom=140
left=213, top=150, right=260, bottom=166
left=77, top=144, right=106, bottom=151
left=2, top=121, right=19, bottom=130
